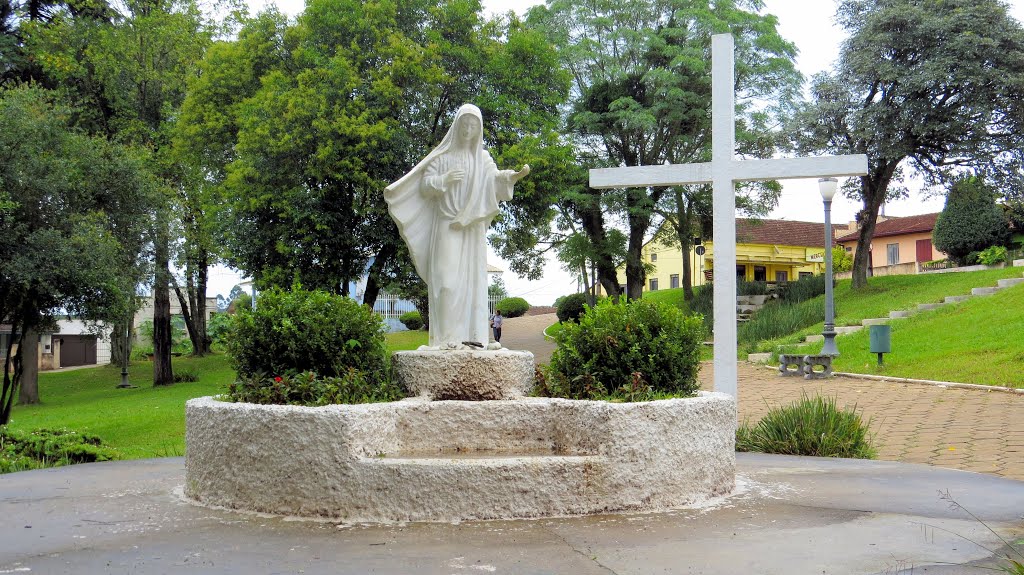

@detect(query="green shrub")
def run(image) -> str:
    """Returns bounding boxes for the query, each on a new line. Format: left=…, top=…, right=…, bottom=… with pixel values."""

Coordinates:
left=227, top=370, right=404, bottom=406
left=207, top=312, right=233, bottom=345
left=173, top=369, right=199, bottom=383
left=736, top=394, right=875, bottom=458
left=1, top=427, right=117, bottom=473
left=738, top=280, right=770, bottom=296
left=227, top=286, right=389, bottom=388
left=933, top=176, right=1011, bottom=264
left=399, top=310, right=423, bottom=330
left=689, top=284, right=713, bottom=330
left=541, top=298, right=705, bottom=400
left=777, top=274, right=826, bottom=304
left=738, top=298, right=827, bottom=351
left=556, top=292, right=598, bottom=323
left=496, top=296, right=530, bottom=318
left=977, top=245, right=1009, bottom=265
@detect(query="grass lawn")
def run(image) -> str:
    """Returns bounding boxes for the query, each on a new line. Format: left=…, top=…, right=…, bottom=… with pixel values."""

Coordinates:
left=3, top=331, right=431, bottom=461
left=642, top=287, right=689, bottom=311
left=790, top=282, right=1024, bottom=387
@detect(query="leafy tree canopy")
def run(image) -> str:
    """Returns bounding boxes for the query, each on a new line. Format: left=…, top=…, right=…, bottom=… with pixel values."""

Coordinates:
left=933, top=176, right=1011, bottom=264
left=791, top=0, right=1024, bottom=288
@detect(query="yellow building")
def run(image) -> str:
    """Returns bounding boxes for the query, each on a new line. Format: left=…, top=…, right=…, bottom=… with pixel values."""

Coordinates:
left=622, top=219, right=847, bottom=293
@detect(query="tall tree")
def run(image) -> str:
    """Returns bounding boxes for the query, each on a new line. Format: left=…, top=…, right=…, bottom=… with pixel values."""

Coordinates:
left=791, top=0, right=1024, bottom=289
left=184, top=2, right=567, bottom=306
left=0, top=87, right=148, bottom=423
left=527, top=0, right=800, bottom=300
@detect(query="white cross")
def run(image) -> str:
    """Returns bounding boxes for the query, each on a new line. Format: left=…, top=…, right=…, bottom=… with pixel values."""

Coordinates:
left=589, top=34, right=868, bottom=399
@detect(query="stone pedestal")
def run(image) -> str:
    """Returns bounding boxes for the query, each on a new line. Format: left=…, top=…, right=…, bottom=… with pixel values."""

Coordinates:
left=393, top=349, right=534, bottom=400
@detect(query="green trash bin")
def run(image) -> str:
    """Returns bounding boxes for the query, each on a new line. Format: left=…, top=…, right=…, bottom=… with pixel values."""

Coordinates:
left=869, top=324, right=891, bottom=366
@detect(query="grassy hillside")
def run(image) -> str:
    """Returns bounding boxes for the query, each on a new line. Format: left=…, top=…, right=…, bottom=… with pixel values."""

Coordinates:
left=746, top=267, right=1023, bottom=353
left=790, top=281, right=1024, bottom=387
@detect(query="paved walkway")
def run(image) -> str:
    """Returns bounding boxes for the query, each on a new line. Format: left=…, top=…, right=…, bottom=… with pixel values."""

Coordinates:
left=3, top=455, right=1023, bottom=574
left=514, top=314, right=1024, bottom=481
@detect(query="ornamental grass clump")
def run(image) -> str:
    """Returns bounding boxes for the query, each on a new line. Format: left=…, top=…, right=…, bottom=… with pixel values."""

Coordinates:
left=736, top=393, right=876, bottom=459
left=226, top=286, right=395, bottom=405
left=539, top=298, right=705, bottom=400
left=1, top=427, right=117, bottom=473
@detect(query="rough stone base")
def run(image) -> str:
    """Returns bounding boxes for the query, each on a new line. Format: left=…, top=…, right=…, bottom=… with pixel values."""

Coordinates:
left=185, top=393, right=736, bottom=523
left=393, top=349, right=535, bottom=400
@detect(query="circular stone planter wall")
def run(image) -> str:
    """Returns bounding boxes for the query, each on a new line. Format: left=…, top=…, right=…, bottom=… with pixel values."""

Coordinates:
left=185, top=393, right=736, bottom=523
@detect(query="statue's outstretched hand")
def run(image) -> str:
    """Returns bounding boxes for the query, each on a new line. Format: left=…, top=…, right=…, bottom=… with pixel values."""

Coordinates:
left=511, top=164, right=530, bottom=183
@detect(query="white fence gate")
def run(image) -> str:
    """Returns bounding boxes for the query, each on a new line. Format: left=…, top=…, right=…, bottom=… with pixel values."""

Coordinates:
left=373, top=293, right=505, bottom=331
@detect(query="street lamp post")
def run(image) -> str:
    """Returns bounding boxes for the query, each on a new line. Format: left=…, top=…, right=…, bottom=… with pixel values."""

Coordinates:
left=117, top=312, right=132, bottom=388
left=819, top=177, right=840, bottom=357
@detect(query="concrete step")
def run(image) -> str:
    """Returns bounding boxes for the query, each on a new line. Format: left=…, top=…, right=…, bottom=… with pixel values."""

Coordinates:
left=997, top=277, right=1024, bottom=288
left=861, top=318, right=889, bottom=326
left=747, top=352, right=772, bottom=363
left=737, top=305, right=761, bottom=314
left=737, top=295, right=771, bottom=306
left=804, top=334, right=824, bottom=343
left=971, top=286, right=1001, bottom=296
left=1013, top=259, right=1024, bottom=267
left=918, top=302, right=946, bottom=311
left=944, top=295, right=972, bottom=304
left=835, top=326, right=864, bottom=334
left=889, top=310, right=915, bottom=319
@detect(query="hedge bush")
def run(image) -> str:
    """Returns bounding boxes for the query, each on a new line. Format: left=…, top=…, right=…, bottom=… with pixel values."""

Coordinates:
left=399, top=310, right=423, bottom=330
left=226, top=286, right=389, bottom=389
left=540, top=298, right=705, bottom=400
left=556, top=292, right=597, bottom=323
left=496, top=296, right=530, bottom=318
left=978, top=245, right=1009, bottom=265
left=228, top=370, right=404, bottom=406
left=735, top=394, right=875, bottom=458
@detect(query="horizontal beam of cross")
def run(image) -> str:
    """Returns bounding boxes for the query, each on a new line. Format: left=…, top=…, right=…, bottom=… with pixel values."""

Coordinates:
left=589, top=155, right=868, bottom=189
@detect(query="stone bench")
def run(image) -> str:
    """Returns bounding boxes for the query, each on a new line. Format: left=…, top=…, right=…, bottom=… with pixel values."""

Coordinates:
left=779, top=354, right=833, bottom=379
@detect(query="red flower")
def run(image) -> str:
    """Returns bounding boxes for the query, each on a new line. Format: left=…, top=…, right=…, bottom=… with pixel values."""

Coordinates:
left=274, top=376, right=283, bottom=382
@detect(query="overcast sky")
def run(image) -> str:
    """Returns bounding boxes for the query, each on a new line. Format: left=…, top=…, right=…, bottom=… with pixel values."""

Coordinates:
left=211, top=0, right=1024, bottom=304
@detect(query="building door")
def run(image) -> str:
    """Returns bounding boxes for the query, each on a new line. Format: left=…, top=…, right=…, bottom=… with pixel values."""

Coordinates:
left=916, top=239, right=933, bottom=263
left=735, top=265, right=746, bottom=281
left=60, top=335, right=97, bottom=367
left=754, top=266, right=767, bottom=282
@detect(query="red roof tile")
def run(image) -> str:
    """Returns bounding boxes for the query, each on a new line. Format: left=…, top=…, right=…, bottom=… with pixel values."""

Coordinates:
left=735, top=218, right=846, bottom=248
left=835, top=213, right=939, bottom=242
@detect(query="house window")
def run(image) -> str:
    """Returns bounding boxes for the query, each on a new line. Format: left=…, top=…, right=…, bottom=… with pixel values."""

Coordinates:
left=887, top=243, right=899, bottom=266
left=650, top=252, right=657, bottom=262
left=775, top=271, right=788, bottom=283
left=736, top=265, right=746, bottom=280
left=670, top=274, right=679, bottom=289
left=754, top=266, right=767, bottom=282
left=649, top=278, right=659, bottom=291
left=799, top=272, right=813, bottom=280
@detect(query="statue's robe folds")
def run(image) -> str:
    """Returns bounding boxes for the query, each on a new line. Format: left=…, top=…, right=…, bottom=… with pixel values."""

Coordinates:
left=384, top=106, right=514, bottom=347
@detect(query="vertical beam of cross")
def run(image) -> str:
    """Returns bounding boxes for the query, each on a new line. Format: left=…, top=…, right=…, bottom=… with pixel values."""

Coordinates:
left=711, top=34, right=738, bottom=397
left=588, top=34, right=867, bottom=403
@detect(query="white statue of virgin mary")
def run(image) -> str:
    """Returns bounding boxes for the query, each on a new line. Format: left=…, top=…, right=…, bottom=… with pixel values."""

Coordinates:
left=385, top=104, right=529, bottom=349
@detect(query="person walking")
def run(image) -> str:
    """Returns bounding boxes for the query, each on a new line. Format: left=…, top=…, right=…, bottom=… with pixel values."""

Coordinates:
left=491, top=310, right=503, bottom=343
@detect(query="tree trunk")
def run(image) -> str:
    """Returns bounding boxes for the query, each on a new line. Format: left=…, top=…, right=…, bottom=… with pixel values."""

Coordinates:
left=1, top=328, right=20, bottom=424
left=673, top=190, right=697, bottom=302
left=153, top=218, right=174, bottom=386
left=109, top=320, right=133, bottom=366
left=579, top=189, right=621, bottom=300
left=17, top=326, right=39, bottom=405
left=362, top=242, right=397, bottom=309
left=192, top=259, right=211, bottom=355
left=851, top=167, right=896, bottom=289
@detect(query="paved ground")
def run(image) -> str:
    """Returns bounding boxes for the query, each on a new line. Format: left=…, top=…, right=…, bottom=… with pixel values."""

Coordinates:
left=3, top=455, right=1023, bottom=574
left=509, top=314, right=1024, bottom=481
